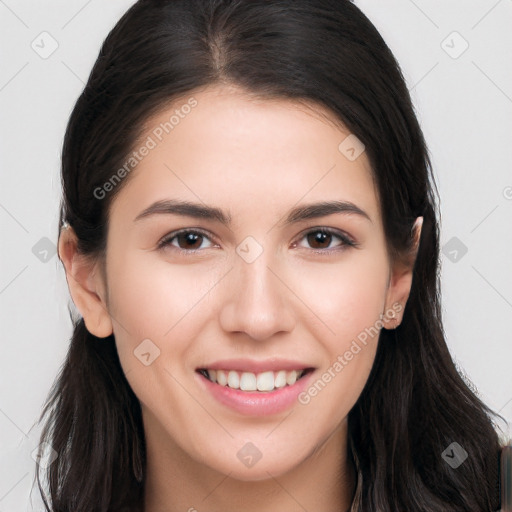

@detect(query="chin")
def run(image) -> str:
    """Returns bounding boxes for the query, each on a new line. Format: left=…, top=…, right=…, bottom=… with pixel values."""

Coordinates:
left=204, top=451, right=303, bottom=482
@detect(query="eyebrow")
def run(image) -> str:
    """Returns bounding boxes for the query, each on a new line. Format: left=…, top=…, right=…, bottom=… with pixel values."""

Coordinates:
left=133, top=199, right=371, bottom=225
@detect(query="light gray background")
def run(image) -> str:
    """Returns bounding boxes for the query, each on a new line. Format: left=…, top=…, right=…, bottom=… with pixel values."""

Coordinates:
left=1, top=1, right=511, bottom=510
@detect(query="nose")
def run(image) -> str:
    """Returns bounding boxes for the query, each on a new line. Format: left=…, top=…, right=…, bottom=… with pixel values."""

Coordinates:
left=218, top=251, right=296, bottom=341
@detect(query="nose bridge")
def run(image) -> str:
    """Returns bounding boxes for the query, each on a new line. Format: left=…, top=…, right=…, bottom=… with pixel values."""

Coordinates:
left=239, top=247, right=277, bottom=298
left=218, top=236, right=295, bottom=340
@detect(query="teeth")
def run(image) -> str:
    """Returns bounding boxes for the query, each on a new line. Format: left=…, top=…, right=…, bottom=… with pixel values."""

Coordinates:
left=274, top=370, right=287, bottom=389
left=227, top=370, right=240, bottom=389
left=240, top=372, right=257, bottom=391
left=202, top=368, right=307, bottom=392
left=256, top=371, right=274, bottom=391
left=286, top=370, right=298, bottom=386
left=215, top=369, right=227, bottom=386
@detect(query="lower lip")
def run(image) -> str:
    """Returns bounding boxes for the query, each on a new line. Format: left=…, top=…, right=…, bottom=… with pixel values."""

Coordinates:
left=196, top=370, right=315, bottom=416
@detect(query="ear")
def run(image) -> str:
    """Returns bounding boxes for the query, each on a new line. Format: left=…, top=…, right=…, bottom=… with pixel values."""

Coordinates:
left=382, top=217, right=423, bottom=329
left=58, top=226, right=113, bottom=338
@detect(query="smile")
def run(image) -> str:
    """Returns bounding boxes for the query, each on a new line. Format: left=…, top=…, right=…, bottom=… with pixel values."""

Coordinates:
left=197, top=368, right=312, bottom=392
left=195, top=367, right=316, bottom=416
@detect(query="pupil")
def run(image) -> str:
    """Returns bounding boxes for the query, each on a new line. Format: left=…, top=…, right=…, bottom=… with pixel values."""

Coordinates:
left=309, top=231, right=330, bottom=249
left=181, top=233, right=201, bottom=248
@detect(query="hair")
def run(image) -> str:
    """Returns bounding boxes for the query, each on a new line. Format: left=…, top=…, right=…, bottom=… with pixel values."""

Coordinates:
left=37, top=0, right=506, bottom=510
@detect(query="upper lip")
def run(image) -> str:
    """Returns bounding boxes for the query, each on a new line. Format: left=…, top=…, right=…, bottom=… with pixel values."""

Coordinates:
left=197, top=358, right=315, bottom=374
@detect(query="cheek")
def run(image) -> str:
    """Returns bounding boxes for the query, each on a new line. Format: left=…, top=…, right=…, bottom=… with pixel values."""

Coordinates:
left=104, top=249, right=230, bottom=399
left=107, top=250, right=218, bottom=339
left=294, top=254, right=387, bottom=404
left=294, top=269, right=386, bottom=430
left=292, top=249, right=390, bottom=342
left=297, top=337, right=379, bottom=436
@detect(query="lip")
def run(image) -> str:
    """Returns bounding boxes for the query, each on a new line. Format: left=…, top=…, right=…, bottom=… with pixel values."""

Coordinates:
left=195, top=367, right=315, bottom=416
left=196, top=358, right=313, bottom=373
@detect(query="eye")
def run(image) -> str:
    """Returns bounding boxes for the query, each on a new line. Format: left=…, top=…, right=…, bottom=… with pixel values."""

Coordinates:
left=157, top=227, right=357, bottom=254
left=293, top=227, right=357, bottom=253
left=157, top=229, right=216, bottom=252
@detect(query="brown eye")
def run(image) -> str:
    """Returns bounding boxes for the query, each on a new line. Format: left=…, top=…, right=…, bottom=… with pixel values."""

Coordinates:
left=307, top=230, right=334, bottom=249
left=158, top=230, right=214, bottom=251
left=175, top=232, right=204, bottom=249
left=296, top=228, right=356, bottom=252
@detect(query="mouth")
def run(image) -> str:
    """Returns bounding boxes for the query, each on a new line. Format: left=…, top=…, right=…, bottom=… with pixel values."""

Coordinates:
left=196, top=367, right=315, bottom=393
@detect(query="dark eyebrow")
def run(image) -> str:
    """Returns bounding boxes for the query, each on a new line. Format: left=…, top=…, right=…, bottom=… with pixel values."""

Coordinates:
left=282, top=200, right=371, bottom=225
left=134, top=199, right=231, bottom=225
left=133, top=199, right=371, bottom=225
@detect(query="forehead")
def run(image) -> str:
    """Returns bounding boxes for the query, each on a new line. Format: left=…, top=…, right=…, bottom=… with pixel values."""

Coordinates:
left=109, top=85, right=379, bottom=226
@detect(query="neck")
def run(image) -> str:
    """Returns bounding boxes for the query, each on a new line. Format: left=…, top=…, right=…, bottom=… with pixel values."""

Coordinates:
left=143, top=415, right=356, bottom=512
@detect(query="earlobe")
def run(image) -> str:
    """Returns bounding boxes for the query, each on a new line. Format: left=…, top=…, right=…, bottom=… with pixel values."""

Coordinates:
left=58, top=226, right=113, bottom=338
left=382, top=269, right=412, bottom=329
left=382, top=216, right=423, bottom=329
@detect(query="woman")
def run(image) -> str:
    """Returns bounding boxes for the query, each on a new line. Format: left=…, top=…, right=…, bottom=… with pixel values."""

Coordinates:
left=37, top=0, right=506, bottom=510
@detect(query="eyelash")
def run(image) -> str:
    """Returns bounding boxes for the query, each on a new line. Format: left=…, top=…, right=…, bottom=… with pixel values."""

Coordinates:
left=157, top=227, right=358, bottom=255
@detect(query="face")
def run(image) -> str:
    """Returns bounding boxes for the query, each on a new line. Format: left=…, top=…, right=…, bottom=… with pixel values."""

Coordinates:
left=65, top=84, right=414, bottom=481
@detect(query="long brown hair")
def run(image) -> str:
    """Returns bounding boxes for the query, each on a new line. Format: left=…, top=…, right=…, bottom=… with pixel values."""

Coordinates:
left=38, top=1, right=504, bottom=510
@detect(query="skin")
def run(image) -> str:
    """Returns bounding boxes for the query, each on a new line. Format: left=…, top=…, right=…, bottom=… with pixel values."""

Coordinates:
left=59, top=84, right=422, bottom=512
